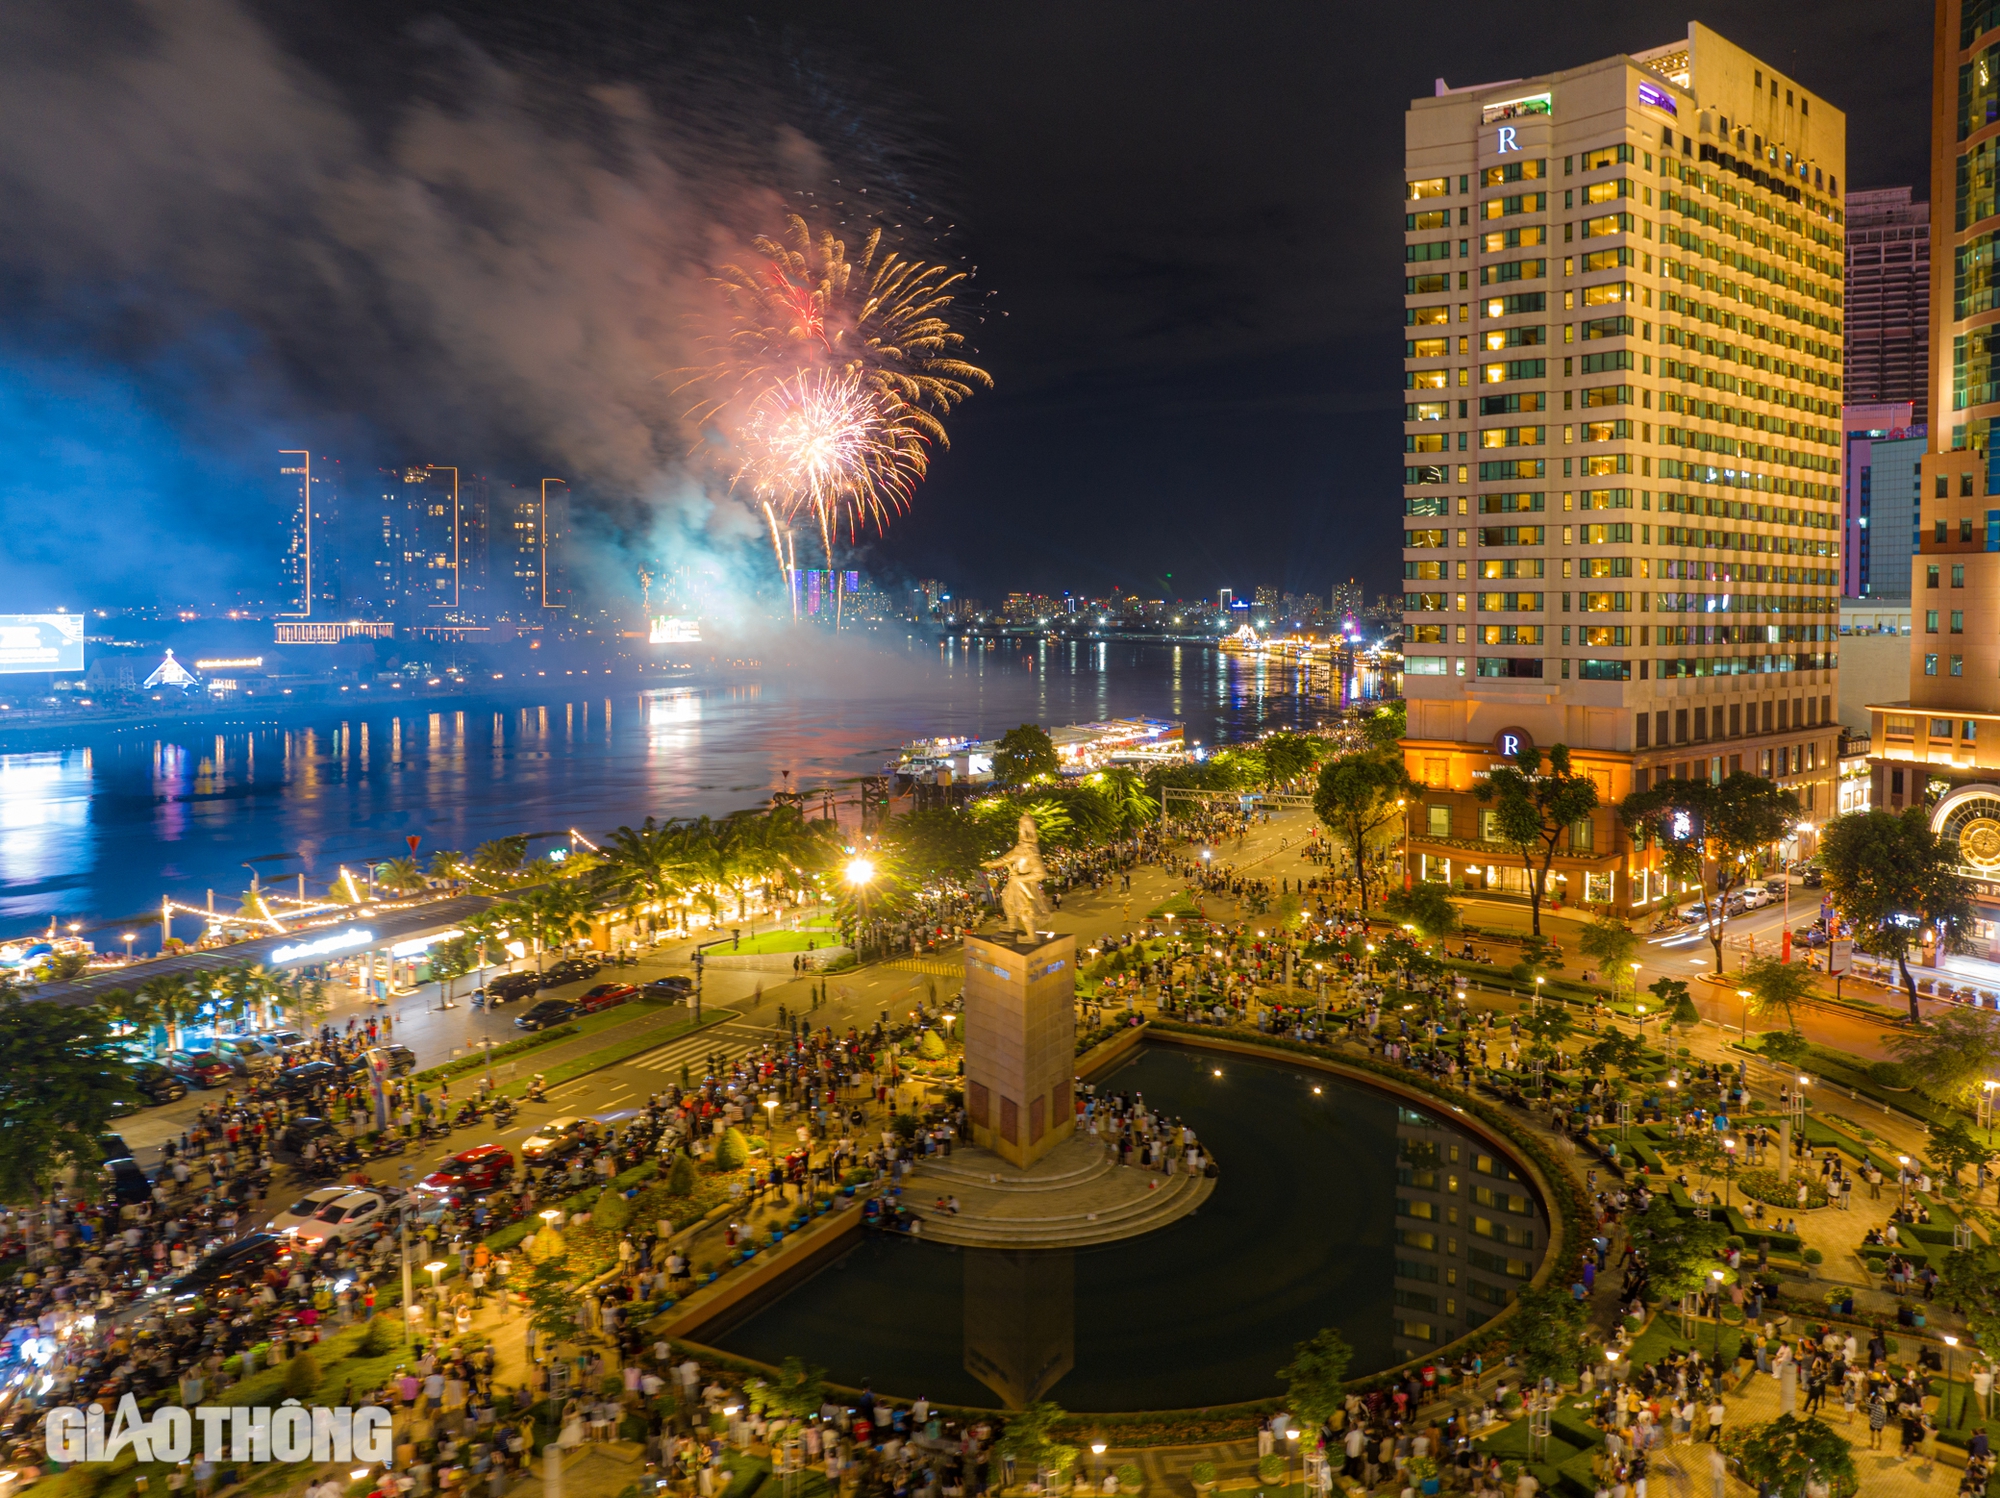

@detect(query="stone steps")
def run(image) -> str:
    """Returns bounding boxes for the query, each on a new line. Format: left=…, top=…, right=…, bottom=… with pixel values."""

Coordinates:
left=910, top=1174, right=1214, bottom=1249
left=916, top=1149, right=1119, bottom=1193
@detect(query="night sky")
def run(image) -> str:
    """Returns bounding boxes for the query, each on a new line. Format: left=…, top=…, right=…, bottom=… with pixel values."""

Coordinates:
left=0, top=1, right=1930, bottom=611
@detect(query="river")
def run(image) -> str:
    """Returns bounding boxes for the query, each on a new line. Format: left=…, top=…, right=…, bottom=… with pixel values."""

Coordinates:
left=0, top=637, right=1359, bottom=946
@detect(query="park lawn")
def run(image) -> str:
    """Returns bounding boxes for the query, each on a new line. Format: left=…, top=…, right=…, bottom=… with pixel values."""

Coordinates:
left=1147, top=891, right=1202, bottom=919
left=726, top=926, right=842, bottom=955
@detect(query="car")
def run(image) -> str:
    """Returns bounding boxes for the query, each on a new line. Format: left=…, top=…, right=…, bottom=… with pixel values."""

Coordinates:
left=163, top=1233, right=288, bottom=1299
left=272, top=1116, right=344, bottom=1165
left=415, top=1144, right=515, bottom=1205
left=540, top=956, right=602, bottom=988
left=102, top=1157, right=152, bottom=1206
left=1800, top=868, right=1824, bottom=889
left=210, top=1037, right=279, bottom=1076
left=130, top=1060, right=189, bottom=1104
left=267, top=1187, right=389, bottom=1246
left=1762, top=877, right=1789, bottom=894
left=165, top=1051, right=235, bottom=1089
left=1736, top=887, right=1773, bottom=910
left=1791, top=926, right=1831, bottom=948
left=269, top=1060, right=344, bottom=1098
left=483, top=972, right=541, bottom=1005
left=514, top=998, right=577, bottom=1032
left=366, top=1043, right=418, bottom=1077
left=575, top=982, right=637, bottom=1013
left=641, top=976, right=694, bottom=1001
left=520, top=1116, right=593, bottom=1163
left=260, top=1029, right=307, bottom=1051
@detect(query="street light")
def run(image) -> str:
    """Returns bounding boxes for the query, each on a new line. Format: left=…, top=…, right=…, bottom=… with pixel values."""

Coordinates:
left=1091, top=1444, right=1106, bottom=1483
left=1737, top=988, right=1752, bottom=1042
left=122, top=932, right=136, bottom=962
left=1898, top=1154, right=1912, bottom=1210
left=1286, top=1427, right=1299, bottom=1490
left=1534, top=975, right=1545, bottom=1013
left=1709, top=1269, right=1726, bottom=1360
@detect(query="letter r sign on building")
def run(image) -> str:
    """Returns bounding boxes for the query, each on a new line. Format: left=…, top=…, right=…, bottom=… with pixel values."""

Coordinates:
left=1497, top=126, right=1518, bottom=153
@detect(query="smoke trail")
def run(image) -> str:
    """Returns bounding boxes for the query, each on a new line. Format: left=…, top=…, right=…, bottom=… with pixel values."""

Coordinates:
left=0, top=0, right=843, bottom=602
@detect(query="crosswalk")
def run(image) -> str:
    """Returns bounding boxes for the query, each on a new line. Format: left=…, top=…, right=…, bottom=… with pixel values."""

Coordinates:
left=883, top=955, right=963, bottom=978
left=568, top=1020, right=778, bottom=1091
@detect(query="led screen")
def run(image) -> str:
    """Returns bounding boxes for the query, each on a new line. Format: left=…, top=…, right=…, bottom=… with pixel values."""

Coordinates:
left=0, top=614, right=84, bottom=674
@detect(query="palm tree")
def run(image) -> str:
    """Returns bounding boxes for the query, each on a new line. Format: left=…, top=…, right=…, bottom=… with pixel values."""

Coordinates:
left=97, top=987, right=157, bottom=1050
left=515, top=885, right=593, bottom=970
left=376, top=857, right=425, bottom=895
left=428, top=849, right=468, bottom=890
left=1096, top=767, right=1159, bottom=832
left=470, top=837, right=530, bottom=890
left=599, top=817, right=695, bottom=938
left=138, top=973, right=198, bottom=1051
left=463, top=908, right=511, bottom=980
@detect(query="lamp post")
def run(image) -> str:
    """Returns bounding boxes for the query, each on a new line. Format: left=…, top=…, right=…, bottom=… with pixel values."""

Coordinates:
left=122, top=932, right=137, bottom=963
left=1723, top=1138, right=1737, bottom=1209
left=1629, top=961, right=1643, bottom=1009
left=1982, top=1080, right=1997, bottom=1145
left=1898, top=1154, right=1912, bottom=1211
left=1946, top=1334, right=1961, bottom=1427
left=1737, top=988, right=1751, bottom=1043
left=1091, top=1444, right=1106, bottom=1484
left=1534, top=975, right=1545, bottom=1014
left=425, top=1258, right=447, bottom=1326
left=1286, top=1427, right=1300, bottom=1491
left=1708, top=1269, right=1725, bottom=1360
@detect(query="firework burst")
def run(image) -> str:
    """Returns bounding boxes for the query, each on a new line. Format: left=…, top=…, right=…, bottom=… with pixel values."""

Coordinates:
left=687, top=214, right=990, bottom=588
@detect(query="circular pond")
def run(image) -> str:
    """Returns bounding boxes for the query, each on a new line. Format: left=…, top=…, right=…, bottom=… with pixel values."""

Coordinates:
left=703, top=1042, right=1550, bottom=1411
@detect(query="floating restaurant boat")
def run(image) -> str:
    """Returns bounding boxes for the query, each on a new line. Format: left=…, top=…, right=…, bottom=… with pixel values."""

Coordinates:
left=892, top=716, right=1184, bottom=785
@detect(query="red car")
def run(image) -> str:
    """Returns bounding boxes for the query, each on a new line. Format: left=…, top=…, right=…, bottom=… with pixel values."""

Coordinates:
left=415, top=1144, right=516, bottom=1205
left=575, top=982, right=637, bottom=1013
left=165, top=1051, right=235, bottom=1089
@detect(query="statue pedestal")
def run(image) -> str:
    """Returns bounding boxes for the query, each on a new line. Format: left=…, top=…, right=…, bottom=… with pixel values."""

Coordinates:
left=962, top=932, right=1076, bottom=1169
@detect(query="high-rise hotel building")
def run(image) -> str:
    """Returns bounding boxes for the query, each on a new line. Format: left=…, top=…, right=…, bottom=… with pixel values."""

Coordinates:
left=1399, top=23, right=1847, bottom=911
left=1861, top=0, right=2000, bottom=951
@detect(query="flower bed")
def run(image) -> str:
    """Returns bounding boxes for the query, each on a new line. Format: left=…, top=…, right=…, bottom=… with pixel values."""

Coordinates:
left=1734, top=1167, right=1828, bottom=1210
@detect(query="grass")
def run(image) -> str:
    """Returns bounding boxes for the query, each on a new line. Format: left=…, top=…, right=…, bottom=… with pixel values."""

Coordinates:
left=1146, top=891, right=1202, bottom=919
left=722, top=927, right=842, bottom=956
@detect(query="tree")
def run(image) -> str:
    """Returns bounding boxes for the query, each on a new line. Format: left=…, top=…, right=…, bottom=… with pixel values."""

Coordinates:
left=1942, top=1246, right=2000, bottom=1350
left=759, top=1357, right=828, bottom=1419
left=1926, top=1117, right=1993, bottom=1189
left=883, top=808, right=995, bottom=878
left=1733, top=1414, right=1858, bottom=1498
left=375, top=857, right=425, bottom=894
left=993, top=1402, right=1077, bottom=1483
left=1382, top=882, right=1461, bottom=940
left=1887, top=1009, right=2000, bottom=1106
left=714, top=1126, right=751, bottom=1170
left=1360, top=703, right=1406, bottom=752
left=429, top=936, right=476, bottom=1006
left=1624, top=1196, right=1727, bottom=1307
left=0, top=1002, right=142, bottom=1203
left=598, top=817, right=695, bottom=935
left=524, top=1250, right=577, bottom=1352
left=1647, top=975, right=1700, bottom=1031
left=138, top=973, right=198, bottom=1051
left=1578, top=914, right=1639, bottom=996
left=470, top=836, right=530, bottom=888
left=665, top=1154, right=699, bottom=1197
left=1507, top=1282, right=1589, bottom=1385
left=1758, top=1030, right=1811, bottom=1069
left=1475, top=744, right=1600, bottom=938
left=992, top=724, right=1060, bottom=787
left=1261, top=733, right=1318, bottom=787
left=1737, top=955, right=1818, bottom=1034
left=1313, top=750, right=1410, bottom=914
left=1093, top=767, right=1160, bottom=831
left=1821, top=807, right=1978, bottom=1021
left=1277, top=1327, right=1352, bottom=1428
left=1621, top=773, right=1800, bottom=975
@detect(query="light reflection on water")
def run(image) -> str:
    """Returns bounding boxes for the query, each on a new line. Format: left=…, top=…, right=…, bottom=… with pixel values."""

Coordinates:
left=0, top=641, right=1336, bottom=939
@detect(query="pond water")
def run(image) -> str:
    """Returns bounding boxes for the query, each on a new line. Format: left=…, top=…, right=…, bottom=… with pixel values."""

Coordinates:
left=703, top=1043, right=1549, bottom=1411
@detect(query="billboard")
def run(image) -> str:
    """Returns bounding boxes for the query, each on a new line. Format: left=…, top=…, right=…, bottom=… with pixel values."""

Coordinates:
left=0, top=615, right=84, bottom=674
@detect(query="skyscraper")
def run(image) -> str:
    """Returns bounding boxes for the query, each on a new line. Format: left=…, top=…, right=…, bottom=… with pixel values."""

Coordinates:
left=1843, top=188, right=1931, bottom=408
left=1862, top=0, right=2000, bottom=918
left=277, top=451, right=343, bottom=617
left=1400, top=24, right=1846, bottom=910
left=1841, top=401, right=1922, bottom=597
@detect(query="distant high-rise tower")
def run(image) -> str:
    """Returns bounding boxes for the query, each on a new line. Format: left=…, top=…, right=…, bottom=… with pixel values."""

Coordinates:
left=1843, top=187, right=1930, bottom=408
left=277, top=451, right=343, bottom=617
left=539, top=478, right=569, bottom=610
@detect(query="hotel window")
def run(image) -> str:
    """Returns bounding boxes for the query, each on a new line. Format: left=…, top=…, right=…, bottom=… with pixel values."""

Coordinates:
left=1955, top=565, right=1968, bottom=588
left=1428, top=805, right=1452, bottom=837
left=1926, top=654, right=1940, bottom=675
left=1955, top=655, right=1966, bottom=676
left=1928, top=611, right=1940, bottom=633
left=1954, top=611, right=1966, bottom=633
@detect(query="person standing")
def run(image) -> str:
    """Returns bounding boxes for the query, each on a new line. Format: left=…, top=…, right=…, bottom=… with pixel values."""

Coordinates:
left=1705, top=1397, right=1725, bottom=1443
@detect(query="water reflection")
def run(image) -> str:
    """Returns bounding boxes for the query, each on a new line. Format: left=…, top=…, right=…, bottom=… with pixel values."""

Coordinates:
left=962, top=1249, right=1074, bottom=1408
left=0, top=643, right=1336, bottom=938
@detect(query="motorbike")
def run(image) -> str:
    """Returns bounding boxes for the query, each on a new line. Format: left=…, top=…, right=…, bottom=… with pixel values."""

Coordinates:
left=491, top=1098, right=518, bottom=1125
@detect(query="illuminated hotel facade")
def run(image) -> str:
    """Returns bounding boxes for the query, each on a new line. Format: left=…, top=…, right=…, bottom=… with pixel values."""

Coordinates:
left=1399, top=23, right=1847, bottom=911
left=1860, top=0, right=2000, bottom=955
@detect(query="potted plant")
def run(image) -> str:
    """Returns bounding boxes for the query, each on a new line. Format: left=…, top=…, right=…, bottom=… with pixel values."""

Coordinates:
left=1115, top=1464, right=1143, bottom=1495
left=1256, top=1455, right=1284, bottom=1487
left=1405, top=1455, right=1441, bottom=1496
left=1190, top=1460, right=1217, bottom=1495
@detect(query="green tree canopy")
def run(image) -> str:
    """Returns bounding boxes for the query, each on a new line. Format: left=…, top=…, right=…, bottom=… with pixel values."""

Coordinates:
left=1276, top=1327, right=1352, bottom=1428
left=1578, top=914, right=1639, bottom=994
left=1624, top=1196, right=1727, bottom=1304
left=1732, top=1415, right=1858, bottom=1498
left=1621, top=773, right=1800, bottom=974
left=993, top=1402, right=1077, bottom=1480
left=1887, top=1008, right=2000, bottom=1107
left=1261, top=733, right=1318, bottom=786
left=0, top=1000, right=143, bottom=1203
left=1508, top=1282, right=1589, bottom=1385
left=1926, top=1117, right=1993, bottom=1186
left=1475, top=744, right=1599, bottom=937
left=1382, top=882, right=1461, bottom=940
left=1736, top=954, right=1818, bottom=1034
left=1313, top=750, right=1411, bottom=914
left=1821, top=807, right=1977, bottom=1021
left=992, top=724, right=1060, bottom=786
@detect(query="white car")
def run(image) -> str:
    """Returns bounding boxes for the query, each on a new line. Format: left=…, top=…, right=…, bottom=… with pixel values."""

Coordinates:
left=266, top=1188, right=390, bottom=1246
